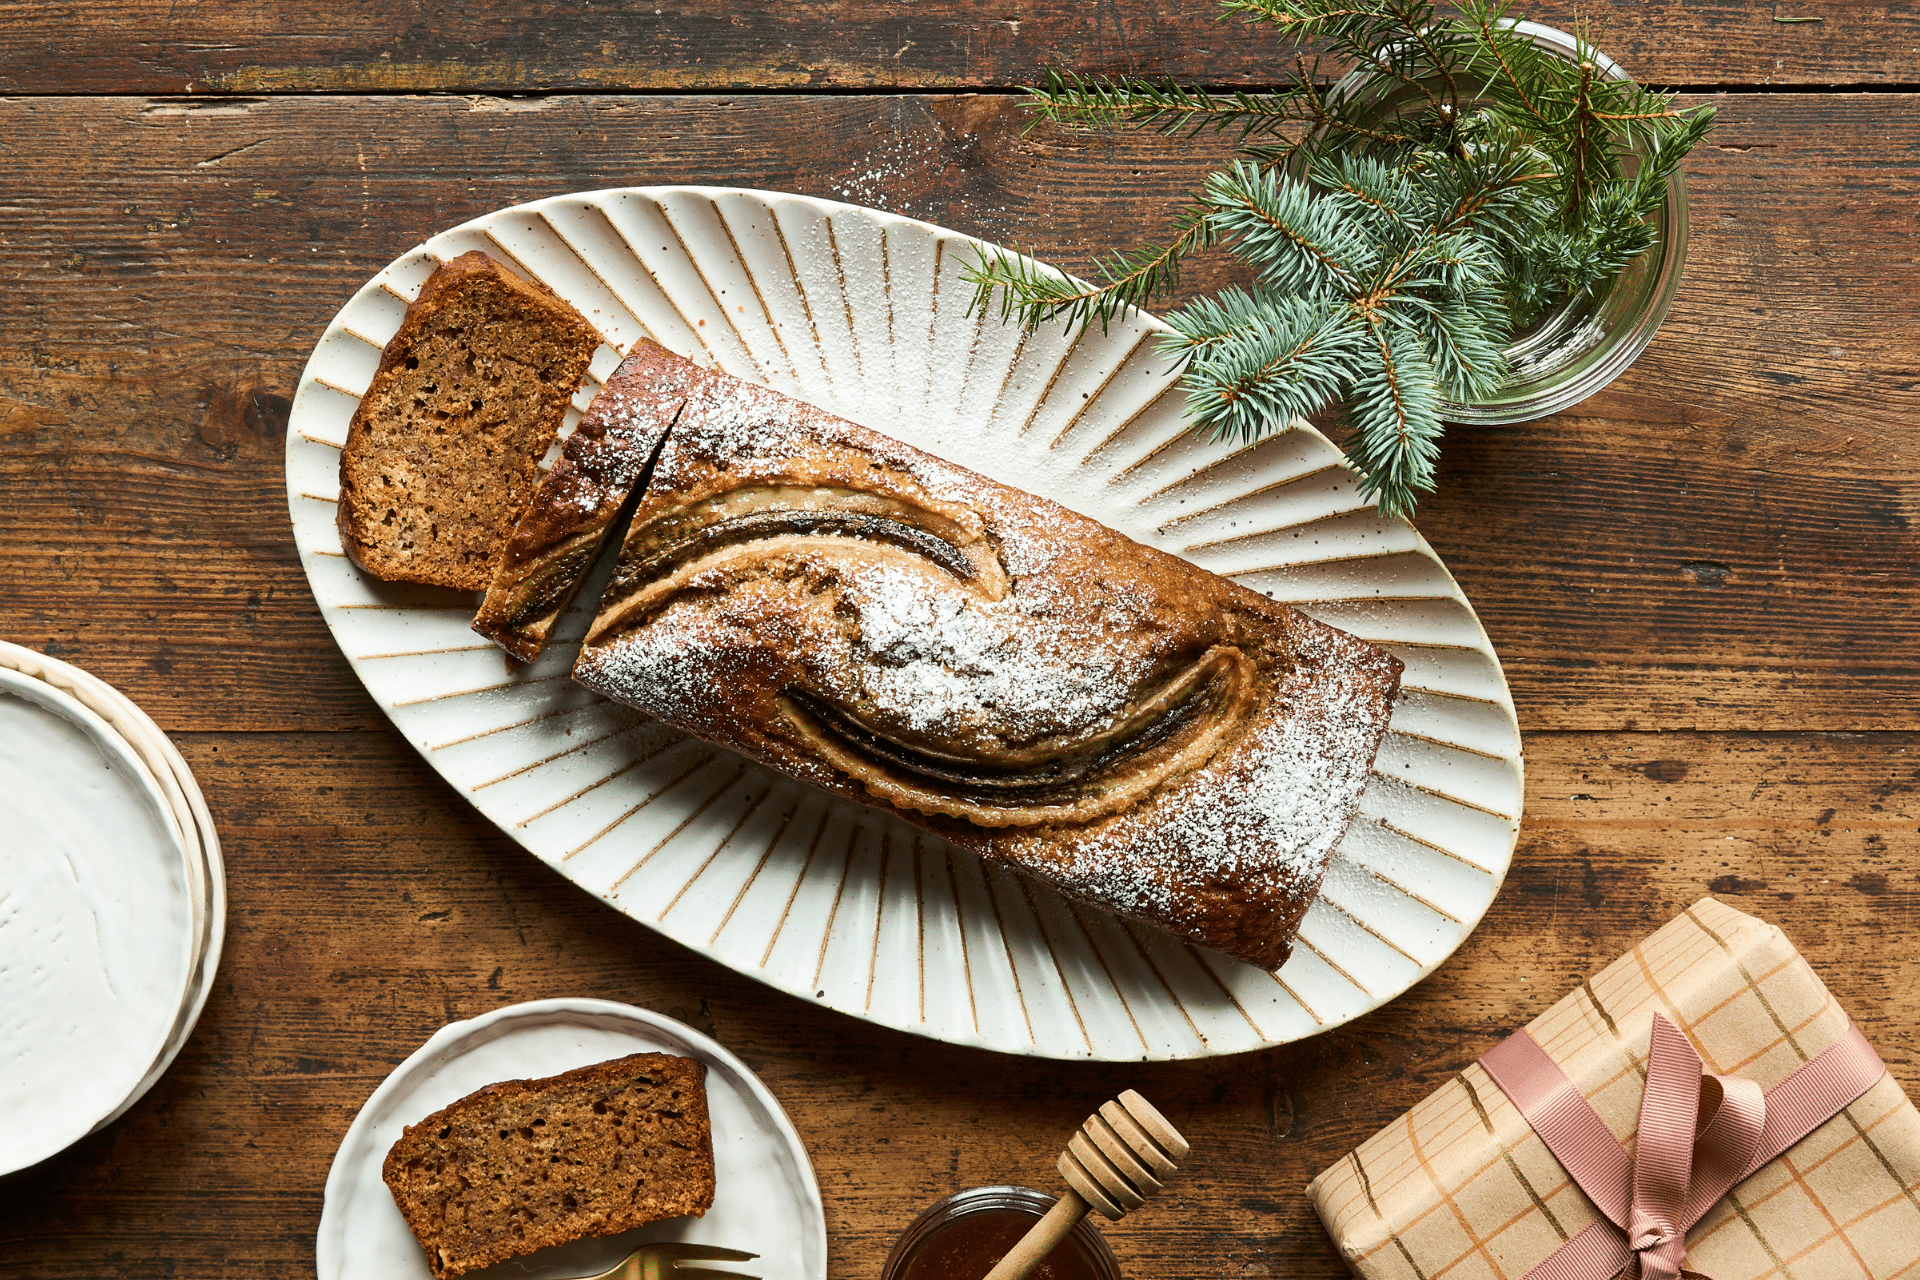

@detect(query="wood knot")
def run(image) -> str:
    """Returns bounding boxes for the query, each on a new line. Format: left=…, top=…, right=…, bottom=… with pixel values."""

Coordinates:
left=201, top=374, right=291, bottom=461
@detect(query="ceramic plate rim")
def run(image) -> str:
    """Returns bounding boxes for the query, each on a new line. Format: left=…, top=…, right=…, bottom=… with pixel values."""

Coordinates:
left=0, top=642, right=227, bottom=1091
left=0, top=660, right=203, bottom=1173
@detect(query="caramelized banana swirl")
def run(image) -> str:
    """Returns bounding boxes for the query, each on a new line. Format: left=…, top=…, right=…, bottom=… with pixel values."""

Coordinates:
left=587, top=483, right=1007, bottom=647
left=780, top=645, right=1256, bottom=827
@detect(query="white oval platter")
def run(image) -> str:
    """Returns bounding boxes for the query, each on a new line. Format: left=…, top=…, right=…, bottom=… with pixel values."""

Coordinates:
left=316, top=998, right=825, bottom=1280
left=284, top=187, right=1522, bottom=1060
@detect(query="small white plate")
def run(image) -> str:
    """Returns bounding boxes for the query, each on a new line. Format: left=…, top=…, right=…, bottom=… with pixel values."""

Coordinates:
left=0, top=662, right=199, bottom=1174
left=316, top=999, right=827, bottom=1280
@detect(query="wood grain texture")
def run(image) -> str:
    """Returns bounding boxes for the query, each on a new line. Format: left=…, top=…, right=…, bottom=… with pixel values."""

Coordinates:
left=3, top=18, right=1918, bottom=1270
left=0, top=0, right=1913, bottom=95
left=0, top=728, right=1912, bottom=1278
left=1, top=93, right=1915, bottom=733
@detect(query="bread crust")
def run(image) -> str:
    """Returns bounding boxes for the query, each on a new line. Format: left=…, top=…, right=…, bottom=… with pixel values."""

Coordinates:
left=381, top=1052, right=715, bottom=1279
left=337, top=251, right=603, bottom=591
left=472, top=339, right=707, bottom=661
left=573, top=374, right=1402, bottom=970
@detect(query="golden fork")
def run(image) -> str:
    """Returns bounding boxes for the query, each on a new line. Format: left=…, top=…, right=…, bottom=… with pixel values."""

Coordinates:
left=572, top=1242, right=760, bottom=1280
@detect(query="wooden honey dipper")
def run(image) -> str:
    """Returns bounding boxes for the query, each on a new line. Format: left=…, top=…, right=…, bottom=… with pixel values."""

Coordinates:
left=980, top=1090, right=1190, bottom=1280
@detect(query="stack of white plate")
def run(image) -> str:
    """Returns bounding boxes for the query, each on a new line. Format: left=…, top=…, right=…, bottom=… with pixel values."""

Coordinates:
left=0, top=640, right=225, bottom=1175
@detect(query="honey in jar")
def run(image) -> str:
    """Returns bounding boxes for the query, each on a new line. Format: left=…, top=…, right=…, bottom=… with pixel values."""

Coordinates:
left=882, top=1187, right=1120, bottom=1280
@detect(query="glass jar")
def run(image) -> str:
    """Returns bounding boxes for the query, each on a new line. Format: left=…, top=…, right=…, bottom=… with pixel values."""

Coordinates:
left=881, top=1186, right=1124, bottom=1280
left=1327, top=20, right=1690, bottom=425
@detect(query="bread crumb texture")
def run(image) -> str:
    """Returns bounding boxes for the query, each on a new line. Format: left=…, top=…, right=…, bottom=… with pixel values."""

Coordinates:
left=381, top=1052, right=715, bottom=1279
left=338, top=252, right=601, bottom=591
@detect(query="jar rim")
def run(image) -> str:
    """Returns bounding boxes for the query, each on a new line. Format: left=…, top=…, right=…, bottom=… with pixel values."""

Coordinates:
left=1327, top=19, right=1690, bottom=426
left=880, top=1186, right=1124, bottom=1280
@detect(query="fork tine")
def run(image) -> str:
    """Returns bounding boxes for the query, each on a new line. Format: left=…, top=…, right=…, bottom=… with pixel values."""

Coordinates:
left=648, top=1244, right=759, bottom=1262
left=572, top=1245, right=649, bottom=1280
left=570, top=1241, right=761, bottom=1280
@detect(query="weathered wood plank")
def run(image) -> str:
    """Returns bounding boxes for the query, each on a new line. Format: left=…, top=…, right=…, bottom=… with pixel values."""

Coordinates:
left=0, top=0, right=1912, bottom=95
left=2, top=92, right=1914, bottom=733
left=0, top=727, right=1912, bottom=1277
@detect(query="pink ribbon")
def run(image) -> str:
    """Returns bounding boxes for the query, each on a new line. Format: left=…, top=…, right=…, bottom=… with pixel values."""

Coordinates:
left=1480, top=1012, right=1885, bottom=1280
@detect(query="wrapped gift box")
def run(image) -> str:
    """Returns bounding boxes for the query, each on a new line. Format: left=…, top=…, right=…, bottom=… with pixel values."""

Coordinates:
left=1307, top=897, right=1920, bottom=1279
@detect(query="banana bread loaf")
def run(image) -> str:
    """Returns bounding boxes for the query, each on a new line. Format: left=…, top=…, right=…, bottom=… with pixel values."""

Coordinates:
left=571, top=373, right=1402, bottom=970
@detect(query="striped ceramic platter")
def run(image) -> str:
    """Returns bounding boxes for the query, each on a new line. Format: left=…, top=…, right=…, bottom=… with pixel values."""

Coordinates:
left=284, top=187, right=1522, bottom=1060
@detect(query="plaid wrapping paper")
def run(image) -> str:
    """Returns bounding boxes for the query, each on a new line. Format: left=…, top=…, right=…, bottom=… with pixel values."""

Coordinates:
left=1307, top=898, right=1920, bottom=1280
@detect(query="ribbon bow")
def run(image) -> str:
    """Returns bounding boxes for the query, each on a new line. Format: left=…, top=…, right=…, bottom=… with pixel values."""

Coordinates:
left=1480, top=1011, right=1885, bottom=1280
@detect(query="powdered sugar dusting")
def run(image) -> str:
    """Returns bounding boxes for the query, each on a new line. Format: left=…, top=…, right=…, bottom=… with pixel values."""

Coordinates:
left=583, top=368, right=692, bottom=487
left=658, top=377, right=1040, bottom=539
left=1038, top=633, right=1385, bottom=926
left=848, top=564, right=1150, bottom=742
left=577, top=552, right=1158, bottom=755
left=535, top=359, right=695, bottom=522
left=577, top=604, right=747, bottom=735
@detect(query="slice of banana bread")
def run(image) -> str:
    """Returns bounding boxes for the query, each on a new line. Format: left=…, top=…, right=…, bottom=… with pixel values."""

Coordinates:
left=337, top=250, right=603, bottom=590
left=381, top=1052, right=715, bottom=1279
left=472, top=339, right=708, bottom=662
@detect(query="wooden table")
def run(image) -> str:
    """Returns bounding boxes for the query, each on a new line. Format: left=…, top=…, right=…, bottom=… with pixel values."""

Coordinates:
left=2, top=3, right=1915, bottom=1276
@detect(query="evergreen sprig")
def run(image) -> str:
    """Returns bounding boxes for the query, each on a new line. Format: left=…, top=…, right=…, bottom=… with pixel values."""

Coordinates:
left=965, top=0, right=1713, bottom=518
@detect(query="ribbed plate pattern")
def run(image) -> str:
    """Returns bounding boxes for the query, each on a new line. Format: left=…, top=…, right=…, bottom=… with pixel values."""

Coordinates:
left=284, top=188, right=1522, bottom=1060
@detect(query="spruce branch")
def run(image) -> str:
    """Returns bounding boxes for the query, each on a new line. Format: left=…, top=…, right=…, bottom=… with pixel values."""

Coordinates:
left=1163, top=291, right=1370, bottom=441
left=1345, top=322, right=1445, bottom=516
left=1419, top=275, right=1510, bottom=399
left=1454, top=0, right=1555, bottom=129
left=1424, top=134, right=1554, bottom=237
left=963, top=203, right=1215, bottom=332
left=1202, top=162, right=1369, bottom=297
left=1221, top=0, right=1424, bottom=43
left=1558, top=56, right=1605, bottom=222
left=1241, top=67, right=1425, bottom=160
left=1318, top=153, right=1425, bottom=229
left=1027, top=68, right=1311, bottom=141
left=974, top=0, right=1714, bottom=518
